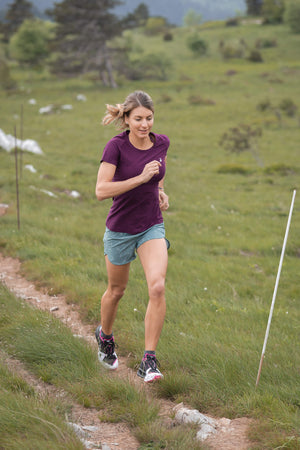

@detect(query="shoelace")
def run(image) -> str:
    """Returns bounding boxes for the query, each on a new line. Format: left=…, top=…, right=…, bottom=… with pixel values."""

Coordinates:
left=101, top=337, right=115, bottom=356
left=144, top=354, right=160, bottom=371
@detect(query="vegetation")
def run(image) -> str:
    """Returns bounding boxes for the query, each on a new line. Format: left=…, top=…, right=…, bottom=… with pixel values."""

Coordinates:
left=284, top=0, right=300, bottom=33
left=9, top=18, right=54, bottom=68
left=0, top=15, right=300, bottom=449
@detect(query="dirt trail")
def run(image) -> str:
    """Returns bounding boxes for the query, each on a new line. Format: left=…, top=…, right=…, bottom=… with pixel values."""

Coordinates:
left=0, top=254, right=253, bottom=449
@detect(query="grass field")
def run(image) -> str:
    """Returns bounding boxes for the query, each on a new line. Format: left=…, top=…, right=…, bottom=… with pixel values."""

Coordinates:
left=0, top=20, right=300, bottom=448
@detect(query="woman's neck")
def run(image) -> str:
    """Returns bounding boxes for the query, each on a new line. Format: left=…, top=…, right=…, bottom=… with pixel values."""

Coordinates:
left=128, top=132, right=153, bottom=150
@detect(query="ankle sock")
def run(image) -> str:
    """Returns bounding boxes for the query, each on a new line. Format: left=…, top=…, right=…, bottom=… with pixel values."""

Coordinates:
left=101, top=329, right=113, bottom=340
left=144, top=350, right=155, bottom=358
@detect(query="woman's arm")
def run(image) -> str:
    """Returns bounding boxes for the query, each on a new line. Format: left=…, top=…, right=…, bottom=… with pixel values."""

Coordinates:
left=158, top=157, right=169, bottom=211
left=95, top=160, right=161, bottom=201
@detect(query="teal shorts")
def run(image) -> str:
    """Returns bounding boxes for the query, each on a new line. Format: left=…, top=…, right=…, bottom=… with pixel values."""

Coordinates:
left=103, top=223, right=170, bottom=266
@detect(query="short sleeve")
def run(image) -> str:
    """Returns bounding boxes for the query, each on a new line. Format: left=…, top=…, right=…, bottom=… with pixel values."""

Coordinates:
left=101, top=139, right=120, bottom=166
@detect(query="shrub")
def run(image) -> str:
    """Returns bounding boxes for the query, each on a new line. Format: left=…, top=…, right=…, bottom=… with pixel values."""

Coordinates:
left=284, top=0, right=300, bottom=33
left=226, top=17, right=240, bottom=26
left=219, top=123, right=264, bottom=166
left=9, top=19, right=54, bottom=68
left=219, top=41, right=245, bottom=59
left=188, top=95, right=215, bottom=106
left=247, top=49, right=263, bottom=62
left=186, top=33, right=208, bottom=56
left=257, top=98, right=272, bottom=112
left=144, top=16, right=168, bottom=35
left=255, top=38, right=277, bottom=48
left=0, top=59, right=17, bottom=90
left=217, top=164, right=253, bottom=175
left=264, top=164, right=297, bottom=176
left=158, top=93, right=172, bottom=103
left=279, top=98, right=298, bottom=117
left=163, top=32, right=173, bottom=41
left=126, top=52, right=172, bottom=81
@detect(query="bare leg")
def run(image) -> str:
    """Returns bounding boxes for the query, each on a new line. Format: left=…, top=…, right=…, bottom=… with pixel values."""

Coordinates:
left=101, top=256, right=130, bottom=335
left=137, top=239, right=168, bottom=351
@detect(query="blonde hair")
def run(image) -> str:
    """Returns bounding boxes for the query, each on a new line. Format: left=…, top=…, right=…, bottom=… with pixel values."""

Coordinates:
left=102, top=91, right=154, bottom=129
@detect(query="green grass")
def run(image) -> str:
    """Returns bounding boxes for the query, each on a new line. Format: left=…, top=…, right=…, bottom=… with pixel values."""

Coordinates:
left=0, top=353, right=84, bottom=449
left=1, top=20, right=300, bottom=448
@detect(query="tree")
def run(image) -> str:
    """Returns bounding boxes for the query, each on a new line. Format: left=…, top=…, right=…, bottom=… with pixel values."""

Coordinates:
left=284, top=0, right=300, bottom=33
left=183, top=9, right=202, bottom=27
left=9, top=19, right=54, bottom=68
left=262, top=0, right=285, bottom=23
left=121, top=3, right=149, bottom=29
left=246, top=0, right=263, bottom=15
left=1, top=0, right=34, bottom=43
left=48, top=0, right=124, bottom=88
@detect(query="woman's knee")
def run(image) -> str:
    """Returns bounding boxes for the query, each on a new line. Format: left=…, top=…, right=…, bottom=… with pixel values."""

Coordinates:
left=148, top=278, right=165, bottom=299
left=107, top=283, right=126, bottom=302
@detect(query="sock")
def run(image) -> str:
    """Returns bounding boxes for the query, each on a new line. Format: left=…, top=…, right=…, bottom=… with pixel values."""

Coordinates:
left=101, top=329, right=113, bottom=340
left=144, top=350, right=155, bottom=358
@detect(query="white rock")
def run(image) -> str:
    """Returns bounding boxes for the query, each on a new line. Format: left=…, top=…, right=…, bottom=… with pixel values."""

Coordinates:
left=76, top=94, right=87, bottom=101
left=0, top=129, right=43, bottom=155
left=174, top=405, right=218, bottom=442
left=21, top=139, right=43, bottom=155
left=25, top=164, right=37, bottom=173
left=39, top=105, right=53, bottom=114
left=40, top=189, right=57, bottom=198
left=61, top=104, right=73, bottom=110
left=196, top=423, right=217, bottom=441
left=70, top=190, right=80, bottom=198
left=175, top=407, right=216, bottom=427
left=67, top=422, right=86, bottom=438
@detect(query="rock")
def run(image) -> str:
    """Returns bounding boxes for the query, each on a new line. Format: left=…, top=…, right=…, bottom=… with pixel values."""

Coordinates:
left=174, top=404, right=218, bottom=441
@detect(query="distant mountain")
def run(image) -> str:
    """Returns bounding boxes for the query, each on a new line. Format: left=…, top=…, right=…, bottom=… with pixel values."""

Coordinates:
left=0, top=0, right=246, bottom=25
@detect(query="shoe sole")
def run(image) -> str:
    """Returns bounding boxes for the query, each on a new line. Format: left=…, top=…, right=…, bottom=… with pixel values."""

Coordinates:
left=137, top=368, right=163, bottom=383
left=95, top=326, right=118, bottom=370
left=144, top=373, right=163, bottom=383
left=98, top=351, right=118, bottom=370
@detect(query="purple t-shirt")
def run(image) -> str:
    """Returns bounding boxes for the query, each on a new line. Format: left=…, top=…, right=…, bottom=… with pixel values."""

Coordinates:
left=101, top=130, right=170, bottom=234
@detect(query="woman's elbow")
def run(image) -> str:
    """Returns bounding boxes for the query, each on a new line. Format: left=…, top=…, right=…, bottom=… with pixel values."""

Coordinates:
left=95, top=186, right=106, bottom=201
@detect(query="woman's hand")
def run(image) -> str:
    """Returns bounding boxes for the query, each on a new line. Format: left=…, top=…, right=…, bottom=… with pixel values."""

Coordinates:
left=159, top=190, right=169, bottom=211
left=140, top=160, right=161, bottom=183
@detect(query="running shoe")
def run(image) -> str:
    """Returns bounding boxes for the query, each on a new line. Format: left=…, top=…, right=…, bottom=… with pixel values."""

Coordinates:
left=95, top=325, right=118, bottom=370
left=137, top=353, right=163, bottom=383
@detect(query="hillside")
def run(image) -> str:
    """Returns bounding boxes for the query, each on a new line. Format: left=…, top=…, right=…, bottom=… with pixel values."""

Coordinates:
left=0, top=0, right=246, bottom=24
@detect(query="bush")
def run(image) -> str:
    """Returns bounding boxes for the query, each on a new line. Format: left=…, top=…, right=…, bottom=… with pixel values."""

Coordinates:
left=226, top=17, right=240, bottom=27
left=255, top=38, right=277, bottom=48
left=264, top=164, right=297, bottom=176
left=144, top=16, right=168, bottom=35
left=262, top=0, right=285, bottom=24
left=186, top=33, right=208, bottom=56
left=188, top=95, right=215, bottom=105
left=217, top=164, right=252, bottom=175
left=284, top=0, right=300, bottom=33
left=9, top=19, right=54, bottom=68
left=219, top=41, right=245, bottom=59
left=279, top=98, right=298, bottom=117
left=163, top=32, right=173, bottom=41
left=0, top=59, right=17, bottom=90
left=247, top=49, right=263, bottom=62
left=126, top=52, right=172, bottom=81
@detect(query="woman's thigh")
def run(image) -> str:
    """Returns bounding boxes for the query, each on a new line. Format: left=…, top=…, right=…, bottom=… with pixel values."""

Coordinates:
left=137, top=239, right=168, bottom=287
left=105, top=256, right=131, bottom=291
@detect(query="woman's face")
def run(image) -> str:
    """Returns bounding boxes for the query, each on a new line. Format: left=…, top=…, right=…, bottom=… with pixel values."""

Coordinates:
left=126, top=106, right=154, bottom=140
